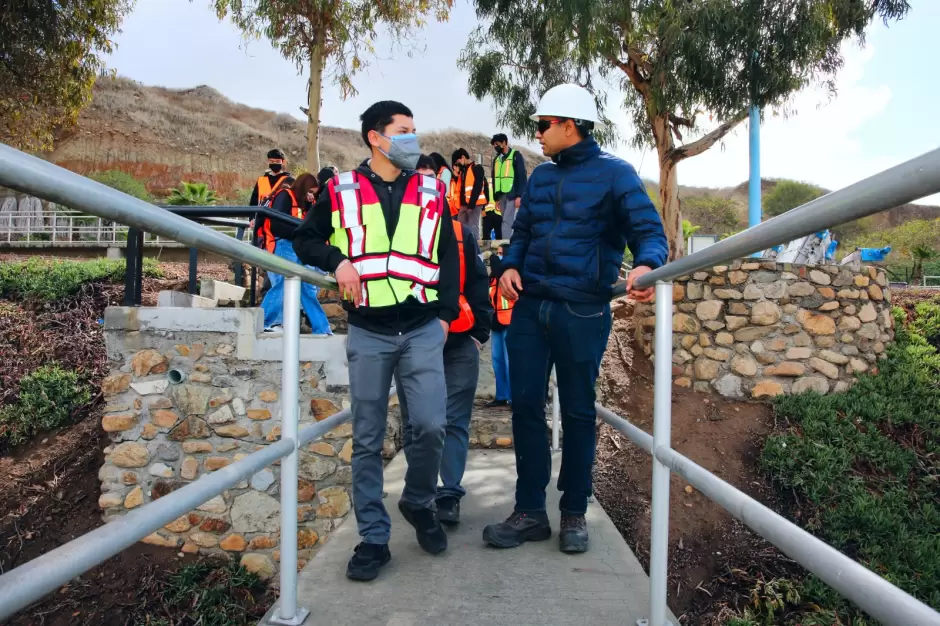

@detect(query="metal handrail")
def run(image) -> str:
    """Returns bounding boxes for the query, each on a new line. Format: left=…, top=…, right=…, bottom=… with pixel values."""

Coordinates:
left=0, top=144, right=336, bottom=292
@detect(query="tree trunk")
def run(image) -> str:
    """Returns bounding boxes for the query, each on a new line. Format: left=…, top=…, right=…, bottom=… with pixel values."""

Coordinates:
left=650, top=112, right=683, bottom=260
left=306, top=40, right=325, bottom=174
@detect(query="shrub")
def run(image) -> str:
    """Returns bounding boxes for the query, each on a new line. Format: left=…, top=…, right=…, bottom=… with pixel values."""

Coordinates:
left=763, top=180, right=825, bottom=218
left=0, top=257, right=163, bottom=301
left=911, top=302, right=940, bottom=348
left=88, top=170, right=152, bottom=202
left=165, top=182, right=219, bottom=206
left=0, top=365, right=92, bottom=447
left=681, top=194, right=742, bottom=235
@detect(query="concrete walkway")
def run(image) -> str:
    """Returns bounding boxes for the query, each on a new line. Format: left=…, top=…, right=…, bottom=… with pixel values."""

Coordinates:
left=262, top=450, right=667, bottom=626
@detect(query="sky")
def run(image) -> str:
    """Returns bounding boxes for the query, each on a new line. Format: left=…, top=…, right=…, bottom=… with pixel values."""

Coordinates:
left=105, top=0, right=940, bottom=204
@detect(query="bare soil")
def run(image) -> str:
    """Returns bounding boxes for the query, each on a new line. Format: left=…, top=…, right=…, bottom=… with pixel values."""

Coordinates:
left=594, top=304, right=799, bottom=624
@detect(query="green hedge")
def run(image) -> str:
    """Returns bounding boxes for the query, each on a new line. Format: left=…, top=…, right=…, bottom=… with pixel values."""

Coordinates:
left=0, top=257, right=163, bottom=301
left=0, top=365, right=92, bottom=448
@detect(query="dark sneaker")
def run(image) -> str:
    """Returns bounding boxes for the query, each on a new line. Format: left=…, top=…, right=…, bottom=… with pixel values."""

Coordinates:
left=485, top=399, right=510, bottom=408
left=559, top=515, right=589, bottom=553
left=398, top=501, right=448, bottom=554
left=482, top=510, right=552, bottom=548
left=346, top=542, right=391, bottom=581
left=436, top=496, right=460, bottom=526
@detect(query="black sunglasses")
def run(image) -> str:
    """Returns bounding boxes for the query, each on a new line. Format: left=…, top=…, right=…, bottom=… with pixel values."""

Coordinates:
left=536, top=118, right=564, bottom=134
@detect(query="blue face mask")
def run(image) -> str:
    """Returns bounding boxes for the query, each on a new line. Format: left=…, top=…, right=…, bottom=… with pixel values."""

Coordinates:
left=379, top=133, right=421, bottom=170
left=497, top=253, right=503, bottom=260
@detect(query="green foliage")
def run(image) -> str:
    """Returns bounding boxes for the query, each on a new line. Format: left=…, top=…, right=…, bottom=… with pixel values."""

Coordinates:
left=762, top=308, right=940, bottom=618
left=911, top=302, right=940, bottom=348
left=681, top=219, right=700, bottom=242
left=89, top=170, right=152, bottom=202
left=682, top=195, right=742, bottom=235
left=232, top=187, right=254, bottom=206
left=0, top=1, right=133, bottom=152
left=0, top=365, right=92, bottom=447
left=151, top=561, right=269, bottom=626
left=0, top=257, right=162, bottom=301
left=165, top=182, right=219, bottom=206
left=850, top=219, right=940, bottom=258
left=763, top=180, right=825, bottom=218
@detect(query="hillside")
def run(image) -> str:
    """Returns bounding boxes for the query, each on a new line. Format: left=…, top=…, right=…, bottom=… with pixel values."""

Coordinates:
left=51, top=77, right=546, bottom=197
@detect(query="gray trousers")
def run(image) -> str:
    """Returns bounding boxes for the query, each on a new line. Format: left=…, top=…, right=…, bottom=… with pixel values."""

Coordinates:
left=397, top=335, right=479, bottom=501
left=347, top=319, right=447, bottom=544
left=457, top=205, right=483, bottom=240
left=499, top=196, right=517, bottom=241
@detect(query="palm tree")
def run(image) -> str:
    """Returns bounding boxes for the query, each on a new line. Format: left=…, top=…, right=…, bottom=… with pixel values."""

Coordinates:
left=165, top=182, right=218, bottom=206
left=910, top=246, right=939, bottom=286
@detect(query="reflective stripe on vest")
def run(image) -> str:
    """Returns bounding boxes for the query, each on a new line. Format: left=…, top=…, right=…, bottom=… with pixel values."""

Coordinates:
left=449, top=221, right=476, bottom=333
left=494, top=149, right=516, bottom=195
left=490, top=279, right=514, bottom=326
left=462, top=166, right=489, bottom=206
left=328, top=171, right=445, bottom=308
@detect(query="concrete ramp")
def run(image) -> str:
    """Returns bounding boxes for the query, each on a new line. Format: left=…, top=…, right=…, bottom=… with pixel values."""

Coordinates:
left=262, top=450, right=666, bottom=626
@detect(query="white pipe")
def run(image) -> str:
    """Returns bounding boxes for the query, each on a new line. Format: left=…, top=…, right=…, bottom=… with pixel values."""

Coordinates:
left=648, top=282, right=676, bottom=626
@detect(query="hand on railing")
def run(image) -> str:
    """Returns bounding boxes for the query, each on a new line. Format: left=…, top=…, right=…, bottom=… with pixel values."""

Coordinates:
left=626, top=266, right=654, bottom=302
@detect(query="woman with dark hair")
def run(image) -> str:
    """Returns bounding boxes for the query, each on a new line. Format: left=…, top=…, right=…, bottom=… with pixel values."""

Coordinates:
left=260, top=172, right=332, bottom=335
left=429, top=152, right=460, bottom=217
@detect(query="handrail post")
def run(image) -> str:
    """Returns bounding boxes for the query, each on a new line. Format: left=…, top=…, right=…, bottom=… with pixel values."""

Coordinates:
left=551, top=367, right=560, bottom=452
left=271, top=276, right=309, bottom=625
left=646, top=281, right=676, bottom=626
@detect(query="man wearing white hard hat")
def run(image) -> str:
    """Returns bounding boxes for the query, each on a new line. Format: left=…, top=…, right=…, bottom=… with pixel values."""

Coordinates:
left=482, top=83, right=668, bottom=554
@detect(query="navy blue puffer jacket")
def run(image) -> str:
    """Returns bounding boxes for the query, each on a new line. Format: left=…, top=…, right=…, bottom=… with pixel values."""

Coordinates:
left=502, top=137, right=668, bottom=303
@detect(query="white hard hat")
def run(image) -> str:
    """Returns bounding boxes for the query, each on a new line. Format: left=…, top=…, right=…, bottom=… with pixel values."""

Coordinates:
left=530, top=83, right=605, bottom=129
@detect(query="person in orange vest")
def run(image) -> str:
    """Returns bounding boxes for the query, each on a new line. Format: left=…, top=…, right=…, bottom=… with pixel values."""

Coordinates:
left=249, top=148, right=294, bottom=206
left=399, top=155, right=492, bottom=526
left=452, top=148, right=489, bottom=239
left=487, top=243, right=514, bottom=408
left=258, top=173, right=332, bottom=335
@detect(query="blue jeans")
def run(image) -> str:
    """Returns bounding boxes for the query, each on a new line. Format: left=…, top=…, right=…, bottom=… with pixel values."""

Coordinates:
left=491, top=328, right=511, bottom=401
left=507, top=296, right=611, bottom=515
left=260, top=239, right=332, bottom=334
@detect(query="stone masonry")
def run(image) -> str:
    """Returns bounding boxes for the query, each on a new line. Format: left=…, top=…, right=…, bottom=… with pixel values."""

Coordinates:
left=99, top=310, right=400, bottom=580
left=635, top=260, right=894, bottom=399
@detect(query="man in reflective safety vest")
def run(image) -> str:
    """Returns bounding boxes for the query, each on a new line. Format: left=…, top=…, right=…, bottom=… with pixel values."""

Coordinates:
left=487, top=243, right=513, bottom=408
left=491, top=133, right=527, bottom=240
left=293, top=101, right=460, bottom=582
left=249, top=148, right=293, bottom=207
left=452, top=148, right=489, bottom=239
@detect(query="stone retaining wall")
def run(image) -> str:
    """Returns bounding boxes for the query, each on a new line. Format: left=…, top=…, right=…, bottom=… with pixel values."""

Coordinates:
left=635, top=261, right=894, bottom=399
left=99, top=313, right=399, bottom=580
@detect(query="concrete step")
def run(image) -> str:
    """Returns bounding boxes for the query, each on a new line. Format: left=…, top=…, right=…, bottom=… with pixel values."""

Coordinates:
left=199, top=278, right=247, bottom=305
left=156, top=290, right=216, bottom=308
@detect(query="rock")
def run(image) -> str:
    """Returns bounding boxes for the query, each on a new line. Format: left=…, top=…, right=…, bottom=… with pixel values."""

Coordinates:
left=689, top=345, right=703, bottom=357
left=834, top=381, right=851, bottom=393
left=148, top=463, right=173, bottom=478
left=725, top=316, right=747, bottom=331
left=713, top=374, right=743, bottom=398
left=231, top=492, right=281, bottom=533
left=703, top=347, right=731, bottom=361
left=152, top=410, right=180, bottom=429
left=165, top=516, right=192, bottom=533
left=142, top=532, right=180, bottom=548
left=679, top=335, right=697, bottom=350
left=156, top=444, right=180, bottom=462
left=709, top=276, right=726, bottom=286
left=797, top=309, right=836, bottom=336
left=297, top=529, right=320, bottom=549
left=858, top=303, right=877, bottom=323
left=299, top=455, right=337, bottom=481
left=102, top=414, right=137, bottom=432
left=240, top=554, right=275, bottom=581
left=251, top=469, right=276, bottom=491
left=731, top=355, right=758, bottom=377
left=703, top=321, right=725, bottom=331
left=197, top=495, right=227, bottom=514
left=792, top=377, right=830, bottom=394
left=208, top=391, right=234, bottom=409
left=728, top=303, right=748, bottom=316
left=785, top=347, right=812, bottom=360
left=842, top=345, right=860, bottom=356
left=673, top=313, right=700, bottom=334
left=215, top=424, right=249, bottom=438
left=102, top=373, right=132, bottom=396
left=837, top=289, right=860, bottom=299
left=151, top=480, right=185, bottom=500
left=207, top=405, right=236, bottom=425
left=673, top=284, right=685, bottom=301
left=809, top=358, right=840, bottom=380
left=809, top=270, right=831, bottom=285
left=131, top=349, right=168, bottom=377
left=867, top=284, right=884, bottom=301
left=122, top=471, right=138, bottom=485
left=309, top=442, right=336, bottom=457
left=316, top=486, right=351, bottom=517
left=181, top=541, right=199, bottom=554
left=715, top=332, right=734, bottom=346
left=695, top=300, right=723, bottom=321
left=818, top=301, right=839, bottom=312
left=752, top=380, right=785, bottom=398
left=750, top=301, right=781, bottom=326
left=205, top=457, right=233, bottom=471
left=816, top=336, right=836, bottom=347
left=714, top=289, right=743, bottom=300
left=726, top=270, right=747, bottom=285
left=131, top=380, right=169, bottom=396
left=298, top=480, right=317, bottom=502
left=848, top=358, right=869, bottom=374
left=686, top=282, right=704, bottom=300
left=693, top=359, right=721, bottom=380
left=249, top=535, right=278, bottom=550
left=698, top=334, right=711, bottom=348
left=761, top=281, right=787, bottom=299
left=310, top=398, right=342, bottom=421
left=324, top=423, right=353, bottom=439
left=765, top=361, right=806, bottom=377
left=873, top=341, right=885, bottom=354
left=169, top=384, right=213, bottom=416
left=168, top=416, right=210, bottom=441
left=741, top=262, right=761, bottom=271
left=123, top=487, right=144, bottom=509
left=788, top=282, right=815, bottom=297
left=790, top=332, right=811, bottom=347
left=189, top=531, right=219, bottom=548
left=99, top=492, right=123, bottom=509
left=220, top=534, right=248, bottom=552
left=265, top=426, right=281, bottom=442
left=734, top=326, right=774, bottom=342
left=693, top=272, right=708, bottom=280
left=110, top=443, right=150, bottom=468
left=819, top=350, right=849, bottom=365
left=674, top=377, right=692, bottom=388
left=854, top=275, right=870, bottom=287
left=181, top=456, right=199, bottom=480
left=858, top=323, right=880, bottom=340
left=338, top=439, right=353, bottom=463
left=231, top=398, right=247, bottom=416
left=182, top=441, right=212, bottom=453
left=765, top=337, right=787, bottom=351
left=838, top=316, right=861, bottom=331
left=200, top=517, right=231, bottom=533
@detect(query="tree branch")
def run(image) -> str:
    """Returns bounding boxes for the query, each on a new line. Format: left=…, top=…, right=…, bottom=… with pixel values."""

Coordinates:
left=669, top=108, right=748, bottom=163
left=669, top=112, right=695, bottom=141
left=607, top=54, right=648, bottom=96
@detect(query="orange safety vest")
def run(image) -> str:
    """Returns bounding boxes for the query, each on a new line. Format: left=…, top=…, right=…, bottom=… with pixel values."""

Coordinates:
left=256, top=173, right=290, bottom=204
left=258, top=188, right=303, bottom=253
left=461, top=165, right=489, bottom=207
left=490, top=278, right=514, bottom=326
left=449, top=221, right=476, bottom=334
left=447, top=175, right=461, bottom=217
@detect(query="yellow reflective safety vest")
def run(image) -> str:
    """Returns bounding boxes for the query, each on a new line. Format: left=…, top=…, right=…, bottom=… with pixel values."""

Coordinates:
left=327, top=171, right=447, bottom=308
left=493, top=149, right=517, bottom=195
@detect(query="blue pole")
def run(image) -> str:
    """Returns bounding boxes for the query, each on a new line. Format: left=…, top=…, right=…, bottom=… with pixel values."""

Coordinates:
left=748, top=104, right=761, bottom=228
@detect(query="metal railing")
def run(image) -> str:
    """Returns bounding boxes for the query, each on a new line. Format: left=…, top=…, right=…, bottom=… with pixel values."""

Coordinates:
left=0, top=142, right=939, bottom=625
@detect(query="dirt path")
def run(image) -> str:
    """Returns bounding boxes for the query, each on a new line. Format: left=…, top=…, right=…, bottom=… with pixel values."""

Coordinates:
left=593, top=304, right=797, bottom=623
